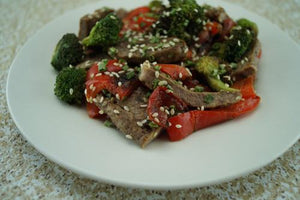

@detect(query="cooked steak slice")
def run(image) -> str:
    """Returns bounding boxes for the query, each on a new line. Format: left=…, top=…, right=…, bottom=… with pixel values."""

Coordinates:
left=205, top=7, right=229, bottom=23
left=139, top=61, right=242, bottom=109
left=113, top=37, right=188, bottom=64
left=115, top=8, right=128, bottom=19
left=75, top=53, right=110, bottom=70
left=78, top=8, right=114, bottom=40
left=95, top=87, right=162, bottom=148
left=231, top=39, right=261, bottom=81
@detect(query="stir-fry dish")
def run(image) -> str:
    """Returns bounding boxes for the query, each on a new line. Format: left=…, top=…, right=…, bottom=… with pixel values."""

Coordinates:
left=52, top=0, right=261, bottom=148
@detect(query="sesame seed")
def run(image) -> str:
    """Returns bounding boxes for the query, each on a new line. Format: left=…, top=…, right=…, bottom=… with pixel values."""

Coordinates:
left=173, top=38, right=179, bottom=42
left=96, top=73, right=102, bottom=77
left=123, top=106, right=129, bottom=111
left=158, top=80, right=168, bottom=86
left=155, top=71, right=160, bottom=78
left=166, top=89, right=173, bottom=93
left=104, top=71, right=110, bottom=75
left=99, top=110, right=104, bottom=114
left=225, top=83, right=230, bottom=88
left=194, top=8, right=198, bottom=13
left=246, top=29, right=251, bottom=35
left=179, top=73, right=183, bottom=79
left=92, top=98, right=98, bottom=103
left=238, top=40, right=241, bottom=46
left=69, top=64, right=73, bottom=68
left=84, top=89, right=87, bottom=95
left=241, top=60, right=245, bottom=65
left=152, top=112, right=159, bottom=117
left=201, top=106, right=205, bottom=111
left=245, top=57, right=249, bottom=62
left=140, top=104, right=148, bottom=108
left=113, top=109, right=120, bottom=114
left=69, top=88, right=73, bottom=95
left=170, top=109, right=175, bottom=115
left=152, top=62, right=157, bottom=65
left=89, top=84, right=94, bottom=90
left=100, top=96, right=104, bottom=103
left=165, top=109, right=170, bottom=115
left=169, top=41, right=175, bottom=46
left=175, top=124, right=182, bottom=129
left=127, top=44, right=131, bottom=49
left=160, top=106, right=165, bottom=111
left=127, top=68, right=134, bottom=72
left=110, top=15, right=116, bottom=19
left=116, top=93, right=120, bottom=100
left=128, top=52, right=133, bottom=58
left=140, top=44, right=145, bottom=47
left=229, top=35, right=234, bottom=40
left=137, top=121, right=143, bottom=127
left=154, top=118, right=160, bottom=123
left=168, top=122, right=172, bottom=126
left=186, top=68, right=192, bottom=76
left=118, top=81, right=122, bottom=86
left=184, top=48, right=188, bottom=53
left=125, top=135, right=133, bottom=140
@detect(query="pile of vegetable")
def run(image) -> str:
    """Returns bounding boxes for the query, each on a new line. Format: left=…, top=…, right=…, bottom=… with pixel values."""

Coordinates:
left=51, top=0, right=261, bottom=145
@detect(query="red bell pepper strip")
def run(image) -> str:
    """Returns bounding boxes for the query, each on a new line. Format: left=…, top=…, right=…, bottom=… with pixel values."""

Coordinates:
left=86, top=59, right=123, bottom=81
left=121, top=6, right=156, bottom=34
left=86, top=102, right=100, bottom=118
left=206, top=21, right=221, bottom=37
left=232, top=75, right=256, bottom=98
left=147, top=86, right=188, bottom=128
left=167, top=77, right=260, bottom=141
left=158, top=64, right=192, bottom=80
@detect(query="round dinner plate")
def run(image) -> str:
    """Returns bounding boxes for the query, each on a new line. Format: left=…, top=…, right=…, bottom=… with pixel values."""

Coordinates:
left=6, top=0, right=300, bottom=189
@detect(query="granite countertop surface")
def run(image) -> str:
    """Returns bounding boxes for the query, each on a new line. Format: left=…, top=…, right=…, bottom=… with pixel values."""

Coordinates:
left=0, top=0, right=299, bottom=199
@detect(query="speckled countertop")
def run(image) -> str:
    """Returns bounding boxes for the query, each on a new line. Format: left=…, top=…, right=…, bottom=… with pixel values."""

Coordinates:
left=0, top=0, right=299, bottom=199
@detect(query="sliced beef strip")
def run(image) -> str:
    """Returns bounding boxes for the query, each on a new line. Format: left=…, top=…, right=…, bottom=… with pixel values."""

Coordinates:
left=78, top=8, right=114, bottom=40
left=205, top=7, right=229, bottom=23
left=115, top=8, right=128, bottom=19
left=114, top=37, right=188, bottom=64
left=139, top=61, right=242, bottom=109
left=75, top=53, right=110, bottom=70
left=231, top=39, right=261, bottom=81
left=94, top=87, right=162, bottom=148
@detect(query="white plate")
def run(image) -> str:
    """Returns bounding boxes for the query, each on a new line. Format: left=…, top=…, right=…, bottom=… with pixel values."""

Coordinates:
left=6, top=0, right=300, bottom=189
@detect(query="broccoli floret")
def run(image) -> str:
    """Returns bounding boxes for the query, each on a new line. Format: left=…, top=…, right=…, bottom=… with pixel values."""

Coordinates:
left=237, top=18, right=258, bottom=37
left=82, top=13, right=122, bottom=47
left=224, top=27, right=253, bottom=62
left=149, top=0, right=164, bottom=12
left=153, top=0, right=205, bottom=42
left=51, top=33, right=84, bottom=71
left=196, top=56, right=238, bottom=92
left=54, top=67, right=87, bottom=104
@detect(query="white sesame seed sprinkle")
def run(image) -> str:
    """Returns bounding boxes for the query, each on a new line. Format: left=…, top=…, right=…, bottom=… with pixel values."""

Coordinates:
left=84, top=89, right=87, bottom=95
left=123, top=106, right=129, bottom=111
left=238, top=40, right=241, bottom=46
left=179, top=72, right=183, bottom=79
left=100, top=96, right=104, bottom=103
left=152, top=112, right=159, bottom=117
left=125, top=135, right=133, bottom=140
left=184, top=48, right=189, bottom=53
left=96, top=73, right=102, bottom=77
left=116, top=93, right=120, bottom=100
left=137, top=121, right=143, bottom=127
left=155, top=71, right=160, bottom=78
left=104, top=71, right=110, bottom=75
left=170, top=109, right=175, bottom=115
left=140, top=104, right=148, bottom=108
left=118, top=82, right=122, bottom=87
left=175, top=124, right=182, bottom=129
left=154, top=118, right=160, bottom=123
left=158, top=80, right=168, bottom=86
left=113, top=109, right=120, bottom=114
left=69, top=88, right=73, bottom=95
left=201, top=106, right=205, bottom=111
left=128, top=52, right=133, bottom=58
left=165, top=109, right=170, bottom=115
left=186, top=68, right=192, bottom=76
left=160, top=106, right=165, bottom=111
left=99, top=110, right=104, bottom=114
left=166, top=89, right=173, bottom=93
